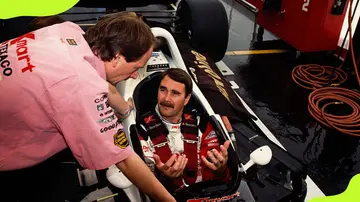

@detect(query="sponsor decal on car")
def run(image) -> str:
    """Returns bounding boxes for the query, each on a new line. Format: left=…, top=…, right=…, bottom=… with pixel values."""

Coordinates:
left=191, top=50, right=232, bottom=105
left=113, top=129, right=129, bottom=149
left=189, top=67, right=198, bottom=83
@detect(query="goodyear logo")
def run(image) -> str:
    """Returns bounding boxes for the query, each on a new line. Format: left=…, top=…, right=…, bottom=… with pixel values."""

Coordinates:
left=113, top=129, right=129, bottom=149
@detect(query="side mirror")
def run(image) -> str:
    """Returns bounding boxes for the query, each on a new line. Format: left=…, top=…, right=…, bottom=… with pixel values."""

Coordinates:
left=106, top=165, right=132, bottom=189
left=106, top=165, right=142, bottom=202
left=242, top=145, right=272, bottom=172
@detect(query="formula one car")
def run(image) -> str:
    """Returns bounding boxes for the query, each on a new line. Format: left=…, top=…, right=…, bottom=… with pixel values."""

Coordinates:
left=95, top=0, right=312, bottom=197
left=0, top=0, right=322, bottom=201
left=70, top=0, right=317, bottom=201
left=105, top=25, right=310, bottom=202
left=107, top=26, right=260, bottom=202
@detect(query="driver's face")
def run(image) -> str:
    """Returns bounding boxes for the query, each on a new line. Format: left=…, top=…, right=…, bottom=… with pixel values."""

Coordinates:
left=157, top=75, right=190, bottom=123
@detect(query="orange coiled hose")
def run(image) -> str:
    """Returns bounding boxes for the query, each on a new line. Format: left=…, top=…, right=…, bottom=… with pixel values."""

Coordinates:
left=291, top=64, right=348, bottom=90
left=308, top=87, right=360, bottom=136
left=292, top=0, right=360, bottom=136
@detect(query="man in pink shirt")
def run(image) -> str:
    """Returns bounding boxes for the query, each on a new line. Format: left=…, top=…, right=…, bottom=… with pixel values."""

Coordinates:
left=0, top=12, right=175, bottom=202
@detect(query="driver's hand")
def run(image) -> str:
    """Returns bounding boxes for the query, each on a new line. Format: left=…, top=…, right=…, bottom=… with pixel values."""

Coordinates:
left=154, top=154, right=188, bottom=179
left=201, top=140, right=230, bottom=173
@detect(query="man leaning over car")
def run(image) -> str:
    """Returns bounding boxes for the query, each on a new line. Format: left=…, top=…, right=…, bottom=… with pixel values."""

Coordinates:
left=0, top=12, right=175, bottom=202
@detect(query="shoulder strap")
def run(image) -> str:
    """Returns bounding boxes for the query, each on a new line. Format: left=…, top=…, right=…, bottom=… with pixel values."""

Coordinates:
left=181, top=110, right=199, bottom=185
left=141, top=111, right=173, bottom=162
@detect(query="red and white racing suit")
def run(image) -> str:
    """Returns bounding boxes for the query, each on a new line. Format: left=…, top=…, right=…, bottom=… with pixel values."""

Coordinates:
left=139, top=105, right=230, bottom=190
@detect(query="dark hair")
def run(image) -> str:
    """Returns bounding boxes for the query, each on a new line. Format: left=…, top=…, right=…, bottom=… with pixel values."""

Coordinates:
left=84, top=11, right=156, bottom=62
left=161, top=68, right=193, bottom=97
left=28, top=15, right=65, bottom=31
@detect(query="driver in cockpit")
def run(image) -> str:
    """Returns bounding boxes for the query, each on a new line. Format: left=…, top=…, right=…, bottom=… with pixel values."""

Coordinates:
left=138, top=68, right=231, bottom=193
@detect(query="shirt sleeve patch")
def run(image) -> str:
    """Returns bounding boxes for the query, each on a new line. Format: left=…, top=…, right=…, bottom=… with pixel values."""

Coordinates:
left=66, top=39, right=77, bottom=46
left=114, top=129, right=129, bottom=149
left=96, top=104, right=104, bottom=111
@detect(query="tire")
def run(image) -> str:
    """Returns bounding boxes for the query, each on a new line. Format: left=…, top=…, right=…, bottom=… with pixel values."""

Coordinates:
left=176, top=0, right=229, bottom=62
left=291, top=176, right=307, bottom=202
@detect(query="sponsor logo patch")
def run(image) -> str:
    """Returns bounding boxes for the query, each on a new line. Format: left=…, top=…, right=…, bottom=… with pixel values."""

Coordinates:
left=97, top=114, right=116, bottom=124
left=94, top=93, right=107, bottom=103
left=97, top=104, right=104, bottom=111
left=104, top=109, right=113, bottom=116
left=113, top=129, right=129, bottom=149
left=10, top=33, right=36, bottom=74
left=144, top=115, right=154, bottom=124
left=182, top=122, right=197, bottom=128
left=66, top=39, right=77, bottom=46
left=0, top=43, right=11, bottom=77
left=100, top=122, right=119, bottom=133
left=204, top=131, right=217, bottom=140
left=99, top=109, right=114, bottom=118
left=184, top=114, right=193, bottom=120
left=142, top=145, right=149, bottom=152
left=207, top=143, right=220, bottom=147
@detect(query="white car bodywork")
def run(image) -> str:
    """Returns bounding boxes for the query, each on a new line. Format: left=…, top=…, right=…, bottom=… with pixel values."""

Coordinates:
left=107, top=27, right=324, bottom=202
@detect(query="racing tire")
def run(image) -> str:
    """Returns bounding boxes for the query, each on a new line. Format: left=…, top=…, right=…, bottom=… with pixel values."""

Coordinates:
left=291, top=177, right=307, bottom=202
left=176, top=0, right=229, bottom=62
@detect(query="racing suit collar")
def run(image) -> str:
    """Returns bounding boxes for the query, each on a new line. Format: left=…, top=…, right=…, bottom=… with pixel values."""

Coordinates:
left=155, top=104, right=181, bottom=133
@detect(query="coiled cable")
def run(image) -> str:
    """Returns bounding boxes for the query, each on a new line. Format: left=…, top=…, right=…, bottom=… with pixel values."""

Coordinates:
left=292, top=0, right=360, bottom=136
left=308, top=87, right=360, bottom=136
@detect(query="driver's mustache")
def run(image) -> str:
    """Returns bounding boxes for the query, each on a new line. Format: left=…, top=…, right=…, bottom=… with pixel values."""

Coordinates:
left=160, top=101, right=174, bottom=108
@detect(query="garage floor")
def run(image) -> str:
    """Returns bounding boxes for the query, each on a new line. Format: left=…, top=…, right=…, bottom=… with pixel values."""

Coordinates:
left=219, top=0, right=360, bottom=197
left=1, top=0, right=359, bottom=200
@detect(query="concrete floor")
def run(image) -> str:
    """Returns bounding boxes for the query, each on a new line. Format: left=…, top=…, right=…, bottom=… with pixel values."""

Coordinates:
left=218, top=0, right=360, bottom=197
